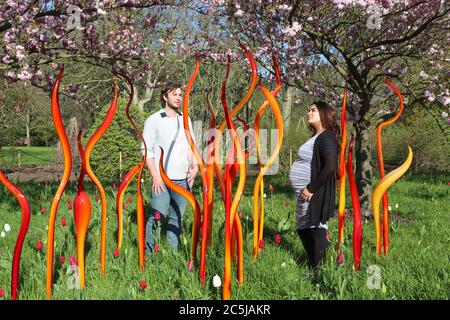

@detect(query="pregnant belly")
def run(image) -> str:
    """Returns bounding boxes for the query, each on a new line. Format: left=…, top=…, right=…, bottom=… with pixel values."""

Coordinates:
left=288, top=161, right=310, bottom=192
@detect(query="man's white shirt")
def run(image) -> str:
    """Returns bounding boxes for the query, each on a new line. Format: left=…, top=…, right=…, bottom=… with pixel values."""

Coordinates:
left=141, top=109, right=197, bottom=180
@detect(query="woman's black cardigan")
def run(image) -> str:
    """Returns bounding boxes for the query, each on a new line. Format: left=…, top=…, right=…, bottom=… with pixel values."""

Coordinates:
left=305, top=130, right=339, bottom=226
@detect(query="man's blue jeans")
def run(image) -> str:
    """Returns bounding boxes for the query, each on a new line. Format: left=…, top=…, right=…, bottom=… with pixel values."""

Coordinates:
left=145, top=178, right=189, bottom=254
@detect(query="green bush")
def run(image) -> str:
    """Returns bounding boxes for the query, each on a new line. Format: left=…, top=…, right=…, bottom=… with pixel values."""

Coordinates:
left=370, top=110, right=450, bottom=173
left=84, top=98, right=145, bottom=182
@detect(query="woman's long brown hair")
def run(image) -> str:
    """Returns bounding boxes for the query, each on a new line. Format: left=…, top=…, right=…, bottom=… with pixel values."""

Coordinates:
left=310, top=100, right=342, bottom=159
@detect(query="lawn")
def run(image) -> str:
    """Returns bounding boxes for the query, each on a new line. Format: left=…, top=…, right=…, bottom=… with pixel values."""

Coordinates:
left=0, top=172, right=449, bottom=300
left=0, top=146, right=54, bottom=166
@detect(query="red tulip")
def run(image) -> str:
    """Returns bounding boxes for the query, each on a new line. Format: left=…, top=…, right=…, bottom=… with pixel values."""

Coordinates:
left=284, top=200, right=289, bottom=207
left=0, top=287, right=4, bottom=298
left=154, top=244, right=159, bottom=253
left=60, top=256, right=65, bottom=264
left=61, top=215, right=67, bottom=227
left=69, top=256, right=77, bottom=267
left=259, top=239, right=265, bottom=249
left=40, top=207, right=46, bottom=214
left=95, top=195, right=99, bottom=201
left=447, top=181, right=450, bottom=186
left=154, top=211, right=161, bottom=221
left=114, top=247, right=119, bottom=257
left=269, top=184, right=274, bottom=193
left=187, top=260, right=193, bottom=272
left=275, top=234, right=281, bottom=245
left=139, top=279, right=147, bottom=290
left=67, top=199, right=72, bottom=210
left=336, top=252, right=344, bottom=265
left=126, top=197, right=133, bottom=204
left=36, top=241, right=43, bottom=251
left=326, top=232, right=331, bottom=241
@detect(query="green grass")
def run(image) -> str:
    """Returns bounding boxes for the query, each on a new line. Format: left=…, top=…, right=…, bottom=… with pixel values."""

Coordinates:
left=0, top=146, right=54, bottom=166
left=0, top=172, right=449, bottom=300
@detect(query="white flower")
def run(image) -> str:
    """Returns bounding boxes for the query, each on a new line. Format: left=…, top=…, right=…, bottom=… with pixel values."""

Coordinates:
left=97, top=8, right=107, bottom=15
left=1, top=231, right=5, bottom=238
left=419, top=71, right=428, bottom=79
left=388, top=206, right=392, bottom=211
left=439, top=96, right=450, bottom=106
left=235, top=9, right=244, bottom=17
left=281, top=262, right=286, bottom=268
left=395, top=204, right=399, bottom=209
left=4, top=224, right=11, bottom=232
left=212, top=274, right=222, bottom=288
left=442, top=111, right=449, bottom=118
left=263, top=193, right=267, bottom=198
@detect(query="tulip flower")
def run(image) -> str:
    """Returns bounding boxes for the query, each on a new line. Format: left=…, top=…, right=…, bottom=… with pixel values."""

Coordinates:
left=41, top=207, right=47, bottom=214
left=69, top=256, right=77, bottom=267
left=114, top=247, right=119, bottom=257
left=275, top=234, right=281, bottom=245
left=0, top=287, right=4, bottom=298
left=259, top=239, right=265, bottom=249
left=95, top=195, right=99, bottom=201
left=60, top=256, right=65, bottom=264
left=155, top=211, right=161, bottom=221
left=187, top=260, right=193, bottom=272
left=284, top=200, right=289, bottom=207
left=67, top=199, right=72, bottom=211
left=61, top=216, right=67, bottom=227
left=213, top=275, right=222, bottom=288
left=36, top=241, right=43, bottom=251
left=336, top=252, right=344, bottom=265
left=139, top=280, right=147, bottom=290
left=154, top=244, right=159, bottom=253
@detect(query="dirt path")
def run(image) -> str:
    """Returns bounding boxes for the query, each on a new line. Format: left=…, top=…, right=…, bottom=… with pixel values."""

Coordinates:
left=2, top=164, right=78, bottom=183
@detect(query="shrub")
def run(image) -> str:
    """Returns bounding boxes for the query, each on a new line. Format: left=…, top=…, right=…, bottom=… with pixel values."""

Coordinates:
left=84, top=98, right=145, bottom=182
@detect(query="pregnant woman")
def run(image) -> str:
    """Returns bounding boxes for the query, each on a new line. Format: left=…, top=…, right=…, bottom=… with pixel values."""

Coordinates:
left=288, top=101, right=340, bottom=269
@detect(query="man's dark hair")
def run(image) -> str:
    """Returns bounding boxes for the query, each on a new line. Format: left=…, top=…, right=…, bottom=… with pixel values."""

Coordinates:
left=160, top=82, right=183, bottom=108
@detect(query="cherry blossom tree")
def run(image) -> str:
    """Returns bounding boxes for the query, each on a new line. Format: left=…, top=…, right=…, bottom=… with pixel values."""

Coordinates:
left=0, top=0, right=181, bottom=89
left=194, top=0, right=450, bottom=216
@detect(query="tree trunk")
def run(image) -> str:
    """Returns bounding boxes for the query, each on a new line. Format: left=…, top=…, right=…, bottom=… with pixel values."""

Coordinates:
left=283, top=86, right=292, bottom=131
left=354, top=117, right=373, bottom=218
left=26, top=112, right=31, bottom=146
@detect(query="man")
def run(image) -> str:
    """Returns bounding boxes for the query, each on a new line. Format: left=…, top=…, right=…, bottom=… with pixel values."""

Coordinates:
left=141, top=82, right=199, bottom=254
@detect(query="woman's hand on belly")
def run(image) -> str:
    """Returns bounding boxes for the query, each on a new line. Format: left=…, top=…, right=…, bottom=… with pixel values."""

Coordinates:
left=299, top=187, right=314, bottom=202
